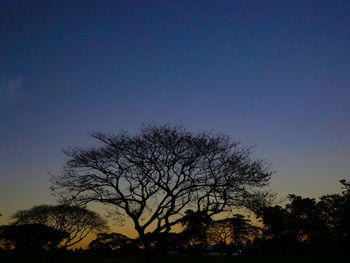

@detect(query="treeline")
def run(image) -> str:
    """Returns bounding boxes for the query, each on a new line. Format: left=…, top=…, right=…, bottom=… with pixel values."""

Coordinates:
left=252, top=179, right=350, bottom=255
left=1, top=180, right=350, bottom=257
left=87, top=180, right=350, bottom=256
left=0, top=205, right=107, bottom=257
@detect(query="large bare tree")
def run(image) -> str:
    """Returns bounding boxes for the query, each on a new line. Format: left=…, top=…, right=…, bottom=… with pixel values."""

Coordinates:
left=51, top=124, right=272, bottom=260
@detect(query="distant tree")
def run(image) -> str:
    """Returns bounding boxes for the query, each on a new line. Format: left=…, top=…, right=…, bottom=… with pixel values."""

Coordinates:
left=89, top=232, right=131, bottom=250
left=139, top=232, right=185, bottom=255
left=318, top=179, right=350, bottom=250
left=286, top=194, right=329, bottom=247
left=337, top=179, right=350, bottom=242
left=89, top=232, right=138, bottom=255
left=257, top=205, right=289, bottom=239
left=229, top=214, right=260, bottom=247
left=207, top=218, right=232, bottom=246
left=88, top=238, right=112, bottom=255
left=180, top=209, right=212, bottom=246
left=12, top=205, right=107, bottom=248
left=207, top=214, right=260, bottom=249
left=51, top=124, right=272, bottom=262
left=257, top=194, right=332, bottom=255
left=0, top=224, right=68, bottom=255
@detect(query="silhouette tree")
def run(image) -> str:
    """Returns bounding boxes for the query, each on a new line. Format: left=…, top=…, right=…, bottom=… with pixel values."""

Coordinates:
left=256, top=204, right=288, bottom=239
left=257, top=194, right=331, bottom=255
left=207, top=214, right=260, bottom=254
left=89, top=232, right=138, bottom=255
left=317, top=179, right=350, bottom=252
left=207, top=218, right=232, bottom=246
left=255, top=204, right=299, bottom=255
left=229, top=214, right=260, bottom=247
left=12, top=205, right=107, bottom=248
left=0, top=224, right=68, bottom=255
left=180, top=209, right=212, bottom=246
left=286, top=194, right=330, bottom=250
left=139, top=232, right=185, bottom=255
left=337, top=179, right=350, bottom=242
left=51, top=124, right=272, bottom=261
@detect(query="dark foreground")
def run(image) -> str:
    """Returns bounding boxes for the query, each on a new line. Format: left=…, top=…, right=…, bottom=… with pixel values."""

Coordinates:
left=1, top=256, right=349, bottom=263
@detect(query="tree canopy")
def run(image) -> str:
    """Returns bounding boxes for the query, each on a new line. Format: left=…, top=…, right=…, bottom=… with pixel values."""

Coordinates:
left=12, top=204, right=107, bottom=248
left=51, top=124, right=272, bottom=258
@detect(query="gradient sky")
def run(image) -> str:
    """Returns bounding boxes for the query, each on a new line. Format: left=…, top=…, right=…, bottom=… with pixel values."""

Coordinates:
left=1, top=0, right=350, bottom=238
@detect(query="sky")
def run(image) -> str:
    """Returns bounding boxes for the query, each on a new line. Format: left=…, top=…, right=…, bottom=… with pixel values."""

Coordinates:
left=1, top=0, right=350, bottom=240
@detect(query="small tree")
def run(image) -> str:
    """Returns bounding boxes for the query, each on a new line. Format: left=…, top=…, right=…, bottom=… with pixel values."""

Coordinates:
left=12, top=205, right=107, bottom=248
left=51, top=124, right=272, bottom=261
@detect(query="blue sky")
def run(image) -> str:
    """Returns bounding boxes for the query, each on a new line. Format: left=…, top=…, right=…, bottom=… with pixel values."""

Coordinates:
left=1, top=0, right=350, bottom=226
